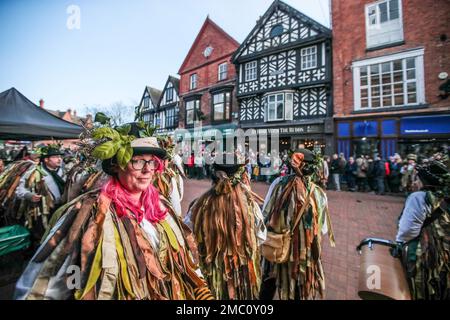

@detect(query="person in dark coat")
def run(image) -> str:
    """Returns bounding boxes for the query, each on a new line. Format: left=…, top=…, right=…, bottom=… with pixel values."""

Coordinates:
left=373, top=155, right=386, bottom=195
left=345, top=157, right=357, bottom=191
left=330, top=154, right=341, bottom=191
left=389, top=155, right=402, bottom=193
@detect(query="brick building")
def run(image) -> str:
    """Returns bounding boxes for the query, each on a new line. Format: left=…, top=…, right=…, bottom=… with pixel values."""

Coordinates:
left=332, top=0, right=450, bottom=159
left=37, top=99, right=93, bottom=150
left=177, top=17, right=240, bottom=148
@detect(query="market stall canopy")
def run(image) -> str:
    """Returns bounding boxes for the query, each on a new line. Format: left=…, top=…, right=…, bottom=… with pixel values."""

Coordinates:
left=0, top=87, right=83, bottom=141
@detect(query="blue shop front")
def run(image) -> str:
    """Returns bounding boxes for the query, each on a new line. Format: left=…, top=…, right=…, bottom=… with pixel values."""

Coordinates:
left=336, top=114, right=450, bottom=160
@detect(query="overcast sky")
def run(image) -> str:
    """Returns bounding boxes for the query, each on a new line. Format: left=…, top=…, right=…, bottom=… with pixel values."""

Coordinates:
left=0, top=0, right=331, bottom=117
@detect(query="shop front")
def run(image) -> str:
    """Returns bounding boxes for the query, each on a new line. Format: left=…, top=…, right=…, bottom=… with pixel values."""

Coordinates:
left=240, top=122, right=333, bottom=155
left=175, top=122, right=239, bottom=155
left=336, top=114, right=450, bottom=160
left=398, top=114, right=450, bottom=157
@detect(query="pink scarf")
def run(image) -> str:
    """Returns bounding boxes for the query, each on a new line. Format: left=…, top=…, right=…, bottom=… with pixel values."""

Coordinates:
left=101, top=177, right=167, bottom=223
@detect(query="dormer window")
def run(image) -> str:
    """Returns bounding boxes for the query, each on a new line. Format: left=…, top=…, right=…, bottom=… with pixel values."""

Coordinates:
left=166, top=83, right=174, bottom=102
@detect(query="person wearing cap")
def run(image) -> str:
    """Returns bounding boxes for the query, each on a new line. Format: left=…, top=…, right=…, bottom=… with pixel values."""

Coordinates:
left=183, top=154, right=267, bottom=300
left=15, top=122, right=212, bottom=300
left=401, top=153, right=420, bottom=194
left=259, top=148, right=335, bottom=300
left=395, top=157, right=450, bottom=299
left=12, top=145, right=65, bottom=242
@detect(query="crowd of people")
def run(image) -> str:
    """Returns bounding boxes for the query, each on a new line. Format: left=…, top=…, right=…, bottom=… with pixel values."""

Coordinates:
left=323, top=152, right=430, bottom=196
left=180, top=147, right=441, bottom=199
left=0, top=122, right=448, bottom=300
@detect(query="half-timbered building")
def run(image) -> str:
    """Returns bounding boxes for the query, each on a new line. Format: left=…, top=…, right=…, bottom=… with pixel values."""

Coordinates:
left=233, top=0, right=334, bottom=154
left=155, top=76, right=180, bottom=135
left=135, top=86, right=162, bottom=128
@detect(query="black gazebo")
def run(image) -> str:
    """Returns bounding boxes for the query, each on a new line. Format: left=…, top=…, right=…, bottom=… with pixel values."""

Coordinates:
left=0, top=87, right=83, bottom=141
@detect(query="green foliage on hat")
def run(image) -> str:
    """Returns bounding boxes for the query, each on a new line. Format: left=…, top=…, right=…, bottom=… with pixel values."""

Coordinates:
left=157, top=135, right=175, bottom=159
left=137, top=120, right=156, bottom=138
left=37, top=142, right=63, bottom=156
left=91, top=113, right=136, bottom=170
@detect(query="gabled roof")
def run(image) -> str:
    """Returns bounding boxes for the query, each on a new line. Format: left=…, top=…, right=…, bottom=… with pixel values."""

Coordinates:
left=157, top=76, right=180, bottom=107
left=168, top=76, right=180, bottom=94
left=178, top=17, right=240, bottom=74
left=233, top=0, right=331, bottom=62
left=146, top=86, right=162, bottom=107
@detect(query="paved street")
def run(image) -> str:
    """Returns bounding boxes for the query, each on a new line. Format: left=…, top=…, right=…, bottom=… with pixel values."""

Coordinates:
left=0, top=178, right=405, bottom=300
left=182, top=178, right=405, bottom=300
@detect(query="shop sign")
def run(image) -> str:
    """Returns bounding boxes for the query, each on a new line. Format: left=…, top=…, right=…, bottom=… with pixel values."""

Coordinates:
left=257, top=125, right=322, bottom=135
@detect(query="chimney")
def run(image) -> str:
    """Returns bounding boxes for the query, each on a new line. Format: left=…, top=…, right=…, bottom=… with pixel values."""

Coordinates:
left=39, top=99, right=44, bottom=108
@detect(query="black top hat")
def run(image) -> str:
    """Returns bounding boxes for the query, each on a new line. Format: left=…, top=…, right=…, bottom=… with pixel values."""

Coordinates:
left=212, top=154, right=245, bottom=177
left=41, top=146, right=64, bottom=158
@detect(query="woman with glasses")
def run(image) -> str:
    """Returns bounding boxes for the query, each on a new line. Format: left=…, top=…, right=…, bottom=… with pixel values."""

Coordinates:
left=15, top=122, right=212, bottom=300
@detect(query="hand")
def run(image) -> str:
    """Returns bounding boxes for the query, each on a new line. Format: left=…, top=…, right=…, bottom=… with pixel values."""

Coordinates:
left=31, top=194, right=42, bottom=203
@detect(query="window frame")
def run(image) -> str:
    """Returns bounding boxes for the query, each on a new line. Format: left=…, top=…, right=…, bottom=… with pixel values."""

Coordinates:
left=190, top=73, right=198, bottom=90
left=352, top=48, right=425, bottom=111
left=365, top=0, right=404, bottom=49
left=218, top=63, right=228, bottom=81
left=166, top=83, right=174, bottom=103
left=301, top=46, right=318, bottom=70
left=212, top=91, right=232, bottom=123
left=265, top=93, right=285, bottom=122
left=165, top=107, right=177, bottom=128
left=185, top=98, right=200, bottom=126
left=244, top=61, right=257, bottom=82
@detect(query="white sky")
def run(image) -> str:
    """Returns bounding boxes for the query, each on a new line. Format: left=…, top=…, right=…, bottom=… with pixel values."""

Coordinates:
left=0, top=0, right=331, bottom=118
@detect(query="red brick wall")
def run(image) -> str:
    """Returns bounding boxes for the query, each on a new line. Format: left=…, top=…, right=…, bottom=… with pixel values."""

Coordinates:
left=180, top=56, right=237, bottom=95
left=178, top=19, right=240, bottom=127
left=332, top=0, right=450, bottom=117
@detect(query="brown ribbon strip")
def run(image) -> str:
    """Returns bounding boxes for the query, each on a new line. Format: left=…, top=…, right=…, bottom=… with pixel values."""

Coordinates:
left=121, top=217, right=148, bottom=280
left=32, top=207, right=78, bottom=263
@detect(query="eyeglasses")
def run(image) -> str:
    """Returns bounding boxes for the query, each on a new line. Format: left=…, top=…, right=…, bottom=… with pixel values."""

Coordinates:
left=130, top=159, right=157, bottom=170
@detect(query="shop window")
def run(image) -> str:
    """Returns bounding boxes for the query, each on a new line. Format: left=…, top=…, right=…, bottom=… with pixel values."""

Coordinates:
left=353, top=138, right=380, bottom=157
